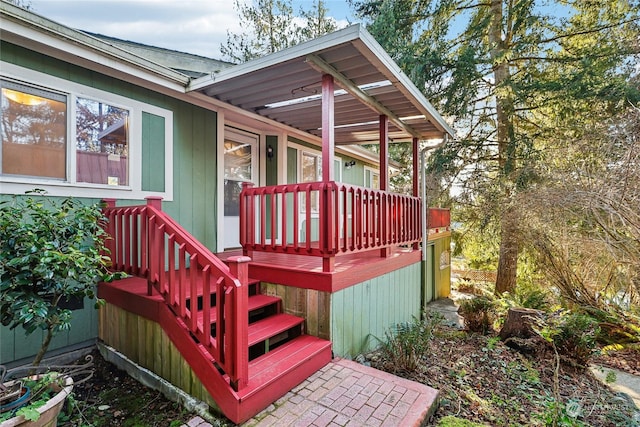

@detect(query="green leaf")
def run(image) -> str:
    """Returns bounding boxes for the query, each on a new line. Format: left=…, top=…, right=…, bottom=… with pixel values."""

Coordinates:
left=16, top=407, right=41, bottom=421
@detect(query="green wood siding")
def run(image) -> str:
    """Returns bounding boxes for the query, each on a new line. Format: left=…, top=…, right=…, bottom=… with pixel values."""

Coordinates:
left=287, top=146, right=298, bottom=184
left=265, top=136, right=278, bottom=239
left=266, top=135, right=278, bottom=186
left=342, top=162, right=365, bottom=186
left=1, top=41, right=218, bottom=250
left=330, top=263, right=421, bottom=357
left=423, top=245, right=436, bottom=306
left=286, top=147, right=297, bottom=244
left=1, top=296, right=99, bottom=366
left=142, top=112, right=166, bottom=192
left=1, top=42, right=220, bottom=364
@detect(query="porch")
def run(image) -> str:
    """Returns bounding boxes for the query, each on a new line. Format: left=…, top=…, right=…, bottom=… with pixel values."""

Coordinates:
left=99, top=196, right=449, bottom=422
left=97, top=24, right=454, bottom=424
left=216, top=247, right=421, bottom=293
left=236, top=179, right=451, bottom=287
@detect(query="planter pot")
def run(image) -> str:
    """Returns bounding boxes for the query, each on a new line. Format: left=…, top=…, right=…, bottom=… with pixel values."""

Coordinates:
left=0, top=376, right=73, bottom=427
left=0, top=386, right=31, bottom=413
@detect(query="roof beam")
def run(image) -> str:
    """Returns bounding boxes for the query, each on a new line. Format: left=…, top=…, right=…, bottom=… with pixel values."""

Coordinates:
left=305, top=54, right=422, bottom=140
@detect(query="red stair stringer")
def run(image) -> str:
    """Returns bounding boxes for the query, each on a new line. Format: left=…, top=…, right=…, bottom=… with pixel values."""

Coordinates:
left=155, top=302, right=242, bottom=419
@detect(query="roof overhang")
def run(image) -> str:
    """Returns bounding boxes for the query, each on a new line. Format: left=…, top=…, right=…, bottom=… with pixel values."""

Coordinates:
left=0, top=1, right=190, bottom=91
left=188, top=24, right=455, bottom=146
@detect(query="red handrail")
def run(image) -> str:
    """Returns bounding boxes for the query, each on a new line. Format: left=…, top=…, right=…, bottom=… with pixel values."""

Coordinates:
left=102, top=198, right=249, bottom=391
left=240, top=181, right=423, bottom=266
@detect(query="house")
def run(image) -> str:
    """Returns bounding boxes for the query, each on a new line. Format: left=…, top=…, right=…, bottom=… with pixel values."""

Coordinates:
left=0, top=1, right=453, bottom=423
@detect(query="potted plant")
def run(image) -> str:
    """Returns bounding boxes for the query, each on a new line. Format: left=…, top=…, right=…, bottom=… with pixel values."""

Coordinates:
left=0, top=372, right=73, bottom=427
left=0, top=190, right=119, bottom=425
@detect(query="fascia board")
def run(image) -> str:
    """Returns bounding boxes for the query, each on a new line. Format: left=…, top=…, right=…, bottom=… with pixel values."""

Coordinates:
left=187, top=24, right=363, bottom=92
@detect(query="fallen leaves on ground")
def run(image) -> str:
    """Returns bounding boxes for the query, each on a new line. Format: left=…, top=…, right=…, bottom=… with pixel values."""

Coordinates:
left=367, top=325, right=640, bottom=426
left=62, top=350, right=204, bottom=427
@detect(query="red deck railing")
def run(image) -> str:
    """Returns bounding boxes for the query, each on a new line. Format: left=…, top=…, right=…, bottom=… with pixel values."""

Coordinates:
left=427, top=207, right=451, bottom=229
left=240, top=181, right=423, bottom=271
left=102, top=197, right=249, bottom=391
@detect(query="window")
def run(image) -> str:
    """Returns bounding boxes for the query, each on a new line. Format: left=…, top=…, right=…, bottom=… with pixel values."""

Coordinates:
left=1, top=62, right=173, bottom=200
left=1, top=79, right=130, bottom=187
left=296, top=149, right=343, bottom=211
left=301, top=151, right=321, bottom=212
left=224, top=138, right=255, bottom=216
left=1, top=81, right=67, bottom=179
left=364, top=166, right=380, bottom=189
left=76, top=97, right=129, bottom=186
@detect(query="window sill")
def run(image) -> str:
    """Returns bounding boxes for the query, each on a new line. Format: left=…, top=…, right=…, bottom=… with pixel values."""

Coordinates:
left=0, top=179, right=169, bottom=201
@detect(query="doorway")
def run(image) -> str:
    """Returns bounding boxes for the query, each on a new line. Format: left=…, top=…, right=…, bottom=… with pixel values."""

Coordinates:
left=223, top=128, right=258, bottom=249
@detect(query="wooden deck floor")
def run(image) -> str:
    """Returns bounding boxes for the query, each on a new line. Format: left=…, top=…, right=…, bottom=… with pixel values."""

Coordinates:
left=216, top=247, right=421, bottom=293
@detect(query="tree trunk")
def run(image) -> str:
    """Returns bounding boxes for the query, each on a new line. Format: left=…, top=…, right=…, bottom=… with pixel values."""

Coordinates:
left=499, top=307, right=544, bottom=353
left=499, top=307, right=542, bottom=341
left=495, top=210, right=519, bottom=295
left=32, top=326, right=54, bottom=367
left=489, top=0, right=519, bottom=296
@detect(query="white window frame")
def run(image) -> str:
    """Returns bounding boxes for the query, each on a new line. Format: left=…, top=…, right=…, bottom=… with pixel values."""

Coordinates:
left=0, top=62, right=173, bottom=201
left=364, top=165, right=380, bottom=189
left=287, top=141, right=342, bottom=183
left=288, top=142, right=342, bottom=215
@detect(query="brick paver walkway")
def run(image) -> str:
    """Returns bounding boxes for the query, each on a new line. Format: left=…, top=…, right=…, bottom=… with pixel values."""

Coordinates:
left=184, top=358, right=439, bottom=427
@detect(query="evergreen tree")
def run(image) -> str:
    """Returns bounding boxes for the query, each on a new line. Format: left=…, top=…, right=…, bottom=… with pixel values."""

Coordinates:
left=352, top=0, right=640, bottom=294
left=222, top=0, right=339, bottom=63
left=297, top=0, right=339, bottom=41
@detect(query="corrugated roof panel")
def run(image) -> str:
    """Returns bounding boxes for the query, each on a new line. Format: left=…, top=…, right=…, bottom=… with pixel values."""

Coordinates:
left=189, top=24, right=454, bottom=143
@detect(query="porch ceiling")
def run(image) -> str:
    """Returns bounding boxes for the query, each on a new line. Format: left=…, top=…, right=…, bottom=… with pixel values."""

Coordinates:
left=188, top=25, right=454, bottom=146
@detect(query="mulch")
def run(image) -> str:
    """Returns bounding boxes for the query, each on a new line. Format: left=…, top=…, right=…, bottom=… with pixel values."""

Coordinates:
left=62, top=349, right=199, bottom=426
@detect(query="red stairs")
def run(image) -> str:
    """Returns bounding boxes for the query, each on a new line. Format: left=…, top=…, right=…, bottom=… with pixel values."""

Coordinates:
left=183, top=274, right=332, bottom=423
left=100, top=200, right=332, bottom=424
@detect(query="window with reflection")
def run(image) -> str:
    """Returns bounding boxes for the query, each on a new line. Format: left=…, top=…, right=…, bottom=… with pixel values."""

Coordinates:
left=1, top=81, right=67, bottom=179
left=0, top=79, right=131, bottom=186
left=76, top=97, right=129, bottom=186
left=224, top=140, right=253, bottom=216
left=301, top=151, right=322, bottom=212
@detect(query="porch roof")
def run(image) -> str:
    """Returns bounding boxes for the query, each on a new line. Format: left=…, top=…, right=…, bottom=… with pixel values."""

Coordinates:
left=188, top=25, right=455, bottom=146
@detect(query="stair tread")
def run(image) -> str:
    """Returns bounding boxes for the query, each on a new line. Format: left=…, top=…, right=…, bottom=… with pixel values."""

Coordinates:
left=244, top=335, right=332, bottom=394
left=248, top=313, right=304, bottom=347
left=180, top=271, right=260, bottom=299
left=196, top=294, right=280, bottom=324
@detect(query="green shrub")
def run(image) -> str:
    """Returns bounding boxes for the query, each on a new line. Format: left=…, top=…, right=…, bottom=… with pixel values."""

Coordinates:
left=377, top=312, right=442, bottom=373
left=555, top=313, right=599, bottom=365
left=459, top=296, right=496, bottom=334
left=515, top=288, right=550, bottom=311
left=0, top=191, right=121, bottom=366
left=535, top=310, right=599, bottom=366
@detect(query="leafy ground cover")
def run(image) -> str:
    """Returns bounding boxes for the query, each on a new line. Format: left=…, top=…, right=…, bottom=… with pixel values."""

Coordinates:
left=58, top=333, right=639, bottom=426
left=367, top=323, right=640, bottom=427
left=53, top=290, right=639, bottom=427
